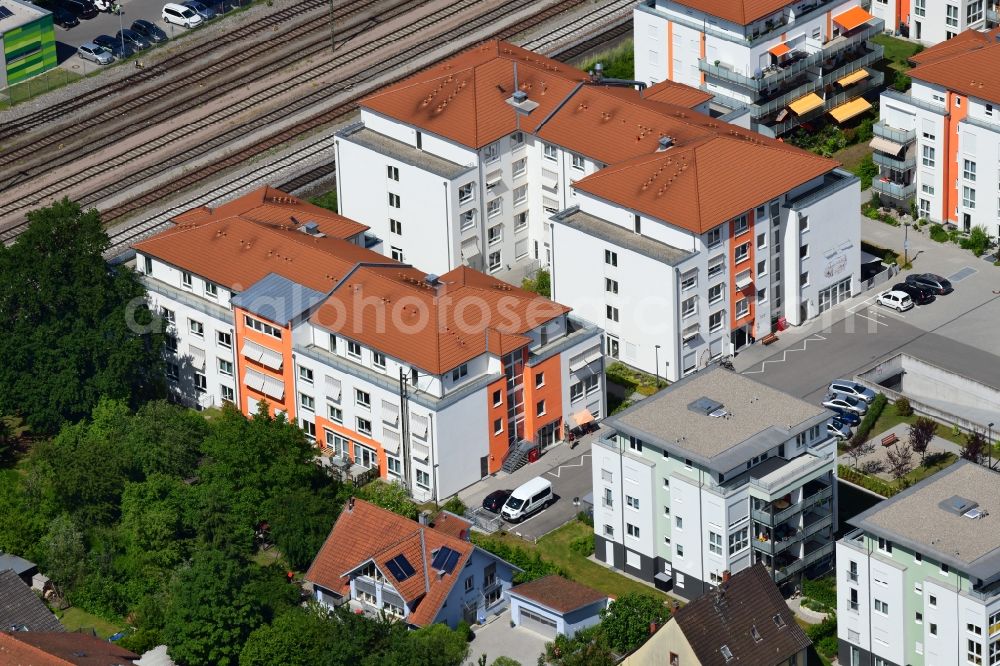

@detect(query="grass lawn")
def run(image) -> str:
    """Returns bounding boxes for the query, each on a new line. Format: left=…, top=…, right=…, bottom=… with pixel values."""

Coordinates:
left=252, top=547, right=284, bottom=568
left=872, top=34, right=922, bottom=73
left=832, top=142, right=873, bottom=172
left=869, top=409, right=965, bottom=446
left=57, top=607, right=123, bottom=639
left=577, top=39, right=634, bottom=80
left=493, top=521, right=669, bottom=600
left=309, top=190, right=337, bottom=213
left=903, top=452, right=957, bottom=485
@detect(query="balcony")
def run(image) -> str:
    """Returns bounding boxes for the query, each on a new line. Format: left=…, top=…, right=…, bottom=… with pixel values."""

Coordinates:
left=745, top=0, right=876, bottom=46
left=773, top=540, right=834, bottom=581
left=873, top=122, right=915, bottom=145
left=752, top=483, right=831, bottom=526
left=873, top=178, right=916, bottom=201
left=873, top=151, right=916, bottom=172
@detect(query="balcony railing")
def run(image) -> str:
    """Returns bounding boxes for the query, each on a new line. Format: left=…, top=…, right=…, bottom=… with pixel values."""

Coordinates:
left=746, top=0, right=875, bottom=46
left=750, top=54, right=884, bottom=119
left=873, top=122, right=915, bottom=145
left=873, top=151, right=916, bottom=173
left=753, top=485, right=832, bottom=526
left=774, top=542, right=834, bottom=580
left=873, top=179, right=916, bottom=200
left=802, top=512, right=833, bottom=539
left=752, top=533, right=801, bottom=556
left=881, top=88, right=948, bottom=115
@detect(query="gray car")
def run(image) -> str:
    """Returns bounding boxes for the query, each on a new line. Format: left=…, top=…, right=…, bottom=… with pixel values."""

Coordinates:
left=184, top=0, right=215, bottom=20
left=78, top=42, right=113, bottom=64
left=828, top=380, right=876, bottom=404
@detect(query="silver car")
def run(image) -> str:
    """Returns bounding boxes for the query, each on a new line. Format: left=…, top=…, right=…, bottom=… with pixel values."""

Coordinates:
left=78, top=42, right=113, bottom=65
left=822, top=393, right=868, bottom=415
left=828, top=380, right=876, bottom=404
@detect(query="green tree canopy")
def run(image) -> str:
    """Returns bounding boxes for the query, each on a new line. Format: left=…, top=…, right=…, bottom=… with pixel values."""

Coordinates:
left=0, top=198, right=164, bottom=433
left=598, top=592, right=669, bottom=654
left=240, top=606, right=343, bottom=666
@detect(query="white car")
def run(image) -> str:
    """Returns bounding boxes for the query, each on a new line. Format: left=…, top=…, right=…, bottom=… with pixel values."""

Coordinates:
left=162, top=2, right=203, bottom=27
left=822, top=393, right=869, bottom=415
left=876, top=290, right=913, bottom=312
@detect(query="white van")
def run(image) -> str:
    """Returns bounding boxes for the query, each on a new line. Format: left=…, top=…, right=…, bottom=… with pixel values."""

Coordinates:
left=501, top=477, right=553, bottom=522
left=162, top=3, right=202, bottom=27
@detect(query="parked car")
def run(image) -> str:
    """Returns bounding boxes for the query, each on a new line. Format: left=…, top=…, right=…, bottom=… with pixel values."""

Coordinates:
left=131, top=19, right=168, bottom=43
left=905, top=272, right=953, bottom=295
left=51, top=6, right=80, bottom=28
left=501, top=477, right=553, bottom=522
left=162, top=2, right=203, bottom=27
left=830, top=408, right=861, bottom=426
left=77, top=42, right=113, bottom=64
left=93, top=34, right=134, bottom=59
left=876, top=290, right=914, bottom=312
left=828, top=380, right=876, bottom=404
left=116, top=28, right=151, bottom=50
left=822, top=393, right=868, bottom=415
left=828, top=418, right=852, bottom=440
left=59, top=0, right=98, bottom=19
left=891, top=282, right=935, bottom=305
left=482, top=489, right=512, bottom=514
left=184, top=0, right=216, bottom=20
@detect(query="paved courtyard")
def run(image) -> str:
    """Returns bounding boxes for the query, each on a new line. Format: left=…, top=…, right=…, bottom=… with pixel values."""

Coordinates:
left=836, top=423, right=960, bottom=481
left=464, top=609, right=548, bottom=666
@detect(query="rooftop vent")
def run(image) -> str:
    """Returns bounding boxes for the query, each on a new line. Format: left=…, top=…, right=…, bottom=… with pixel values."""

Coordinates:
left=939, top=495, right=979, bottom=516
left=506, top=89, right=539, bottom=114
left=688, top=397, right=725, bottom=417
left=964, top=508, right=987, bottom=520
left=657, top=136, right=675, bottom=151
left=299, top=221, right=325, bottom=237
left=424, top=273, right=440, bottom=286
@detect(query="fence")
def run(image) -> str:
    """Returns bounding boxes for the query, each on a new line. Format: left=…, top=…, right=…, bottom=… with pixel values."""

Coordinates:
left=465, top=507, right=504, bottom=534
left=861, top=264, right=896, bottom=291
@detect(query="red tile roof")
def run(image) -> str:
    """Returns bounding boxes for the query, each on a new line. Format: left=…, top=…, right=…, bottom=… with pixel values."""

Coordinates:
left=643, top=79, right=714, bottom=109
left=0, top=632, right=139, bottom=666
left=311, top=264, right=568, bottom=375
left=305, top=499, right=478, bottom=626
left=508, top=575, right=608, bottom=614
left=907, top=32, right=1000, bottom=105
left=908, top=27, right=1000, bottom=66
left=658, top=0, right=791, bottom=26
left=428, top=511, right=473, bottom=541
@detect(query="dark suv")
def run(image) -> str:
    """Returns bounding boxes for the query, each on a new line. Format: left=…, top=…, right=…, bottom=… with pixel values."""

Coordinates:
left=891, top=282, right=935, bottom=305
left=59, top=0, right=98, bottom=19
left=905, top=273, right=953, bottom=295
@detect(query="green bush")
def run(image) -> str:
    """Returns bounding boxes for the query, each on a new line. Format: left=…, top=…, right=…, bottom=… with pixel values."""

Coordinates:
left=894, top=397, right=913, bottom=417
left=850, top=393, right=888, bottom=446
left=852, top=153, right=878, bottom=190
left=442, top=496, right=466, bottom=516
left=802, top=577, right=837, bottom=610
left=960, top=225, right=991, bottom=257
left=605, top=362, right=638, bottom=392
left=456, top=620, right=474, bottom=642
left=805, top=615, right=837, bottom=643
left=882, top=250, right=897, bottom=266
left=576, top=511, right=594, bottom=527
left=521, top=269, right=551, bottom=298
left=893, top=73, right=911, bottom=92
left=929, top=224, right=949, bottom=243
left=470, top=534, right=565, bottom=583
left=569, top=534, right=595, bottom=558
left=838, top=465, right=900, bottom=497
left=818, top=636, right=840, bottom=657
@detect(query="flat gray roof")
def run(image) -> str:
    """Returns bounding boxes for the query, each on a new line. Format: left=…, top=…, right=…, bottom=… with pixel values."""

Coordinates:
left=550, top=207, right=692, bottom=266
left=606, top=366, right=828, bottom=473
left=231, top=272, right=327, bottom=326
left=338, top=124, right=475, bottom=180
left=0, top=0, right=48, bottom=32
left=849, top=461, right=1000, bottom=582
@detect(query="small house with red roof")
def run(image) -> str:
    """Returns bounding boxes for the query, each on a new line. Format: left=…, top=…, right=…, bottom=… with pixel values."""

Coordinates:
left=507, top=575, right=609, bottom=640
left=305, top=498, right=519, bottom=628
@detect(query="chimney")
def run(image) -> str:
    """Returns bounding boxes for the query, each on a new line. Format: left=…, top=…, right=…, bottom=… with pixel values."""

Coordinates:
left=348, top=497, right=355, bottom=512
left=419, top=511, right=430, bottom=526
left=722, top=569, right=731, bottom=583
left=593, top=62, right=604, bottom=81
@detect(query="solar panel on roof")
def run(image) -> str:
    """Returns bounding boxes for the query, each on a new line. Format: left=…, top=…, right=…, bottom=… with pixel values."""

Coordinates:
left=432, top=547, right=461, bottom=574
left=430, top=547, right=450, bottom=571
left=443, top=549, right=461, bottom=574
left=386, top=554, right=415, bottom=582
left=0, top=6, right=14, bottom=19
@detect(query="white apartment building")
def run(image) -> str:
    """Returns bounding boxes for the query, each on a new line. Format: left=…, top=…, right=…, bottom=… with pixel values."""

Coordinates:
left=591, top=367, right=837, bottom=599
left=871, top=0, right=994, bottom=44
left=339, top=40, right=861, bottom=381
left=871, top=28, right=1000, bottom=235
left=633, top=0, right=885, bottom=136
left=133, top=186, right=605, bottom=503
left=837, top=461, right=1000, bottom=666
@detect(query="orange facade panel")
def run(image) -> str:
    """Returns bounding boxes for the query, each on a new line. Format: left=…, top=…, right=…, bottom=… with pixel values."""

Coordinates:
left=522, top=354, right=564, bottom=448
left=233, top=307, right=296, bottom=422
left=486, top=377, right=509, bottom=475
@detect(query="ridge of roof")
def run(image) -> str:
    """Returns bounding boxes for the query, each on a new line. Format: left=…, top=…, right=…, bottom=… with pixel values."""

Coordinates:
left=907, top=37, right=1000, bottom=105
left=666, top=0, right=791, bottom=26
left=909, top=27, right=1000, bottom=65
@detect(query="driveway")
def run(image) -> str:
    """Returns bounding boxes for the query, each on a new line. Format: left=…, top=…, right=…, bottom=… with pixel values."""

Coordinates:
left=460, top=435, right=597, bottom=542
left=465, top=609, right=548, bottom=666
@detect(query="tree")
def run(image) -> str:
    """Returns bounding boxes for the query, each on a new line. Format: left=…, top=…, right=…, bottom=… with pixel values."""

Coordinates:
left=885, top=441, right=913, bottom=480
left=962, top=430, right=987, bottom=464
left=0, top=419, right=14, bottom=465
left=598, top=592, right=669, bottom=654
left=240, top=607, right=340, bottom=666
left=0, top=198, right=164, bottom=433
left=490, top=658, right=522, bottom=666
left=521, top=269, right=551, bottom=298
left=163, top=551, right=265, bottom=666
left=382, top=622, right=470, bottom=666
left=266, top=486, right=341, bottom=570
left=39, top=513, right=86, bottom=595
left=908, top=417, right=937, bottom=465
left=544, top=625, right=615, bottom=666
left=356, top=480, right=418, bottom=519
left=126, top=400, right=208, bottom=478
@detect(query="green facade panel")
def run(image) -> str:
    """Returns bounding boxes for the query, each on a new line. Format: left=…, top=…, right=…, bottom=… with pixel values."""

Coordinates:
left=4, top=14, right=56, bottom=86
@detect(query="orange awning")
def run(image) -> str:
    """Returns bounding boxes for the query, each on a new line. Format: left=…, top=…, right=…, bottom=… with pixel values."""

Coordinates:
left=769, top=42, right=791, bottom=57
left=830, top=97, right=872, bottom=123
left=789, top=92, right=824, bottom=115
left=833, top=5, right=874, bottom=31
left=837, top=69, right=869, bottom=87
left=571, top=410, right=595, bottom=427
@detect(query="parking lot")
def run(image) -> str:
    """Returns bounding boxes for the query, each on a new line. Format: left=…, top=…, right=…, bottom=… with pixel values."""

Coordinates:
left=460, top=436, right=596, bottom=543
left=736, top=214, right=1000, bottom=403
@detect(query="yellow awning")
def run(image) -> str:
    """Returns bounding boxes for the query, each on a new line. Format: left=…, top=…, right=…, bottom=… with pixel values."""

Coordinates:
left=789, top=92, right=824, bottom=115
left=769, top=42, right=791, bottom=57
left=837, top=69, right=869, bottom=87
left=830, top=97, right=872, bottom=122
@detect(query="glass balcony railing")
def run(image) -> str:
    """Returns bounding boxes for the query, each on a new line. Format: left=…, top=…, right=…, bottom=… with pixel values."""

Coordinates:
left=873, top=179, right=916, bottom=200
left=873, top=151, right=916, bottom=172
left=873, top=122, right=916, bottom=145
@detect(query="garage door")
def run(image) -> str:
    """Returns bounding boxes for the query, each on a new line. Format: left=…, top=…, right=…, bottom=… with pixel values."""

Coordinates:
left=519, top=608, right=558, bottom=639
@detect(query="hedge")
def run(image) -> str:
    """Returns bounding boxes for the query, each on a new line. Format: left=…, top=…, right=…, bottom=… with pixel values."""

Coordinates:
left=838, top=464, right=900, bottom=498
left=850, top=393, right=887, bottom=447
left=801, top=577, right=836, bottom=610
left=470, top=534, right=565, bottom=583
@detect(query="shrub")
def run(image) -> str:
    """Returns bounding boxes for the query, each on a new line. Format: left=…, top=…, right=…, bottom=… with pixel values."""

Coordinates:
left=470, top=534, right=564, bottom=583
left=521, top=269, right=551, bottom=298
left=805, top=615, right=837, bottom=643
left=894, top=396, right=913, bottom=416
left=961, top=225, right=991, bottom=257
left=569, top=534, right=595, bottom=557
left=893, top=73, right=912, bottom=92
left=853, top=153, right=877, bottom=190
left=441, top=496, right=466, bottom=516
left=838, top=465, right=899, bottom=497
left=456, top=621, right=474, bottom=642
left=818, top=636, right=840, bottom=657
left=802, top=577, right=837, bottom=610
left=882, top=250, right=897, bottom=266
left=929, top=224, right=949, bottom=243
left=576, top=510, right=594, bottom=527
left=605, top=362, right=639, bottom=393
left=850, top=393, right=888, bottom=447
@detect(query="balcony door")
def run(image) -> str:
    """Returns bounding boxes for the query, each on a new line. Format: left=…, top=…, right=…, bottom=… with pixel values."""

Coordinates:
left=356, top=443, right=378, bottom=469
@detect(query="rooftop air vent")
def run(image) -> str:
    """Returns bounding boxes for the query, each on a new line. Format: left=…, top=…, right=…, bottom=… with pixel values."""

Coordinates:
left=506, top=89, right=539, bottom=114
left=424, top=273, right=440, bottom=286
left=939, top=495, right=979, bottom=516
left=688, top=397, right=725, bottom=416
left=300, top=221, right=325, bottom=237
left=964, top=508, right=987, bottom=520
left=657, top=136, right=675, bottom=151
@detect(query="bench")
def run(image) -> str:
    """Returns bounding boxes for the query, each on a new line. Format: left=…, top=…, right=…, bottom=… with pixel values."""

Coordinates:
left=881, top=433, right=899, bottom=447
left=760, top=332, right=779, bottom=346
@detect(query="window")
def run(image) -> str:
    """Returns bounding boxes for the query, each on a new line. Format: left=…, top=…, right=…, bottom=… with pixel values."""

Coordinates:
left=514, top=211, right=528, bottom=232
left=877, top=536, right=893, bottom=553
left=389, top=218, right=402, bottom=235
left=676, top=544, right=684, bottom=557
left=757, top=232, right=766, bottom=249
left=709, top=531, right=723, bottom=555
left=735, top=298, right=749, bottom=318
left=964, top=186, right=977, bottom=209
left=571, top=154, right=585, bottom=170
left=219, top=359, right=234, bottom=376
left=849, top=588, right=859, bottom=611
left=970, top=639, right=984, bottom=665
left=355, top=389, right=371, bottom=408
left=460, top=210, right=475, bottom=230
left=513, top=184, right=527, bottom=205
left=930, top=623, right=938, bottom=636
left=166, top=362, right=179, bottom=380
left=735, top=242, right=749, bottom=263
left=510, top=131, right=524, bottom=148
left=929, top=594, right=936, bottom=606
left=299, top=366, right=314, bottom=383
left=708, top=256, right=725, bottom=278
left=922, top=145, right=936, bottom=167
left=733, top=214, right=748, bottom=235
left=607, top=305, right=619, bottom=322
left=392, top=246, right=405, bottom=262
left=675, top=516, right=683, bottom=529
left=682, top=297, right=697, bottom=318
left=874, top=599, right=888, bottom=614
left=708, top=284, right=723, bottom=304
left=922, top=183, right=935, bottom=195
left=570, top=382, right=584, bottom=401
left=604, top=524, right=614, bottom=537
left=681, top=272, right=697, bottom=291
left=221, top=385, right=234, bottom=402
left=941, top=562, right=950, bottom=574
left=300, top=393, right=315, bottom=411
left=182, top=271, right=193, bottom=288
left=493, top=418, right=503, bottom=435
left=534, top=372, right=544, bottom=388
left=800, top=271, right=809, bottom=287
left=165, top=335, right=177, bottom=353
left=916, top=611, right=922, bottom=624
left=626, top=523, right=640, bottom=538
left=988, top=104, right=994, bottom=117
left=605, top=249, right=618, bottom=266
left=757, top=287, right=767, bottom=303
left=492, top=389, right=502, bottom=407
left=387, top=165, right=399, bottom=181
left=488, top=251, right=501, bottom=272
left=605, top=278, right=618, bottom=294
left=800, top=243, right=809, bottom=259
left=968, top=0, right=983, bottom=23
left=328, top=405, right=343, bottom=424
left=626, top=495, right=639, bottom=509
left=483, top=141, right=499, bottom=163
left=194, top=372, right=207, bottom=393
left=161, top=307, right=175, bottom=325
left=488, top=224, right=502, bottom=245
left=914, top=0, right=925, bottom=15
left=486, top=198, right=502, bottom=219
left=628, top=436, right=642, bottom=452
left=543, top=143, right=558, bottom=161
left=965, top=159, right=977, bottom=181
left=729, top=527, right=748, bottom=554
left=357, top=417, right=372, bottom=436
left=920, top=198, right=932, bottom=218
left=464, top=576, right=474, bottom=592
left=969, top=624, right=984, bottom=636
left=244, top=315, right=281, bottom=338
left=707, top=228, right=722, bottom=248
left=709, top=311, right=724, bottom=332
left=452, top=364, right=468, bottom=381
left=536, top=400, right=545, bottom=416
left=204, top=282, right=218, bottom=298
left=848, top=561, right=859, bottom=582
left=189, top=319, right=204, bottom=338
left=512, top=157, right=526, bottom=178
left=458, top=183, right=474, bottom=204
left=946, top=3, right=959, bottom=26
left=416, top=469, right=430, bottom=489
left=388, top=193, right=401, bottom=208
left=217, top=330, right=232, bottom=349
left=387, top=456, right=402, bottom=477
left=372, top=352, right=386, bottom=370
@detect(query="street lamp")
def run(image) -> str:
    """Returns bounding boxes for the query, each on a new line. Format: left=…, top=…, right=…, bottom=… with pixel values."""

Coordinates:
left=116, top=3, right=125, bottom=59
left=654, top=344, right=661, bottom=390
left=990, top=422, right=995, bottom=470
left=903, top=221, right=911, bottom=267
